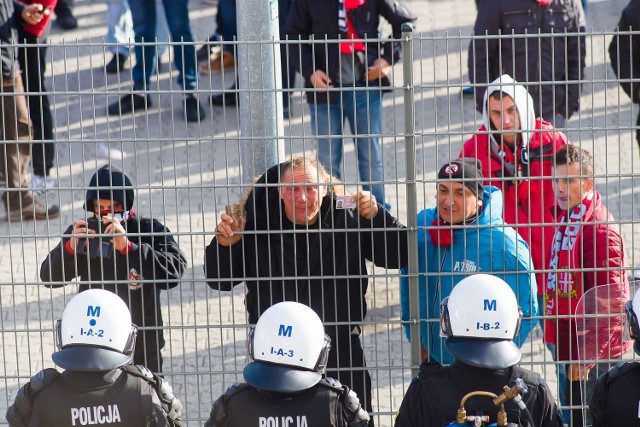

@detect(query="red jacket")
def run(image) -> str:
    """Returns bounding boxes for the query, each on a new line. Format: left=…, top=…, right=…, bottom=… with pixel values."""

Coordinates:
left=460, top=119, right=567, bottom=293
left=544, top=192, right=631, bottom=361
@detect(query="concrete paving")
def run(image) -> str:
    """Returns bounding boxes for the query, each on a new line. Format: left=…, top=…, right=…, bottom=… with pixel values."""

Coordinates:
left=1, top=0, right=639, bottom=425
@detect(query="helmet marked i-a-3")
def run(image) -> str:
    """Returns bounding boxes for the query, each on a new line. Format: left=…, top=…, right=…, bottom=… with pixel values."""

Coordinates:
left=440, top=274, right=523, bottom=369
left=53, top=289, right=138, bottom=372
left=244, top=301, right=331, bottom=393
left=625, top=288, right=640, bottom=356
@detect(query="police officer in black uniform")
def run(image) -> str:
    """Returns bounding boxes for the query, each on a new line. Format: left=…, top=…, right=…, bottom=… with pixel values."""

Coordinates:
left=395, top=274, right=563, bottom=427
left=204, top=301, right=370, bottom=427
left=590, top=287, right=640, bottom=426
left=6, top=289, right=183, bottom=427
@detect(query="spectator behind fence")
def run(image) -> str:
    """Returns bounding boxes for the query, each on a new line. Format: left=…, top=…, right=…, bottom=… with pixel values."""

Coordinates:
left=205, top=157, right=408, bottom=422
left=400, top=159, right=537, bottom=365
left=460, top=74, right=567, bottom=292
left=609, top=0, right=640, bottom=154
left=544, top=144, right=631, bottom=427
left=103, top=0, right=169, bottom=74
left=204, top=302, right=370, bottom=427
left=107, top=0, right=204, bottom=122
left=395, top=274, right=563, bottom=427
left=285, top=0, right=416, bottom=208
left=1, top=0, right=59, bottom=221
left=40, top=164, right=187, bottom=374
left=6, top=289, right=183, bottom=427
left=17, top=10, right=58, bottom=195
left=590, top=287, right=640, bottom=427
left=468, top=0, right=586, bottom=128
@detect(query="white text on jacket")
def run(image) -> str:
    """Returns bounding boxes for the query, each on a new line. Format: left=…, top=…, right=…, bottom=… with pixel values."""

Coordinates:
left=71, top=405, right=122, bottom=425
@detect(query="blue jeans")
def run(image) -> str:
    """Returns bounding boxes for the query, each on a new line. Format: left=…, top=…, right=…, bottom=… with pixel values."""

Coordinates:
left=129, top=0, right=196, bottom=91
left=218, top=0, right=237, bottom=54
left=309, top=88, right=386, bottom=207
left=106, top=0, right=169, bottom=58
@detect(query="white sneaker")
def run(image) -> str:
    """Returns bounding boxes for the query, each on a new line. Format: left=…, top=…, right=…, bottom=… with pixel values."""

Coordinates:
left=31, top=175, right=57, bottom=197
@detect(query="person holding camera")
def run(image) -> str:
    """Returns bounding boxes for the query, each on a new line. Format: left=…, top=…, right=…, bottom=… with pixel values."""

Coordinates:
left=39, top=163, right=187, bottom=374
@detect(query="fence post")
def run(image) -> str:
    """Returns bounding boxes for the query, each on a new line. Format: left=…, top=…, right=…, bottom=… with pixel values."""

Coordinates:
left=402, top=23, right=421, bottom=376
left=237, top=0, right=285, bottom=183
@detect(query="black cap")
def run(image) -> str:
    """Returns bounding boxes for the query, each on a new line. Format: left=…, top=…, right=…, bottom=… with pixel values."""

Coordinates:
left=84, top=164, right=135, bottom=211
left=438, top=158, right=484, bottom=197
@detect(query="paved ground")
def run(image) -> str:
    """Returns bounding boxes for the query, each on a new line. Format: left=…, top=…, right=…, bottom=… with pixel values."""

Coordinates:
left=1, top=0, right=639, bottom=425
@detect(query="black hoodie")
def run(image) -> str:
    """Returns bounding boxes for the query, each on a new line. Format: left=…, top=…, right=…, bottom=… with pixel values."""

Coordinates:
left=204, top=162, right=408, bottom=340
left=40, top=164, right=187, bottom=373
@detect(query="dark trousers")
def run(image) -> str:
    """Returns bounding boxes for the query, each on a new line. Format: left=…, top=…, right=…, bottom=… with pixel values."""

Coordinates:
left=326, top=333, right=373, bottom=426
left=17, top=30, right=55, bottom=177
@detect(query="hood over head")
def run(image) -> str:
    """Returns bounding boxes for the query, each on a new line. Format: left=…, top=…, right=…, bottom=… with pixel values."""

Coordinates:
left=482, top=74, right=536, bottom=149
left=85, top=164, right=135, bottom=212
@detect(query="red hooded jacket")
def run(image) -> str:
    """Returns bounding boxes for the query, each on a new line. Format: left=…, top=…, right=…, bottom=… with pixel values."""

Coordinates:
left=460, top=118, right=567, bottom=292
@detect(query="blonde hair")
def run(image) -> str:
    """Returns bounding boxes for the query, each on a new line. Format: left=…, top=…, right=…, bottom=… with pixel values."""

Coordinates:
left=229, top=157, right=345, bottom=222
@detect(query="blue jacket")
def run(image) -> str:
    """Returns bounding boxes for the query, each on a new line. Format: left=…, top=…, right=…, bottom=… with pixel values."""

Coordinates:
left=400, top=186, right=538, bottom=365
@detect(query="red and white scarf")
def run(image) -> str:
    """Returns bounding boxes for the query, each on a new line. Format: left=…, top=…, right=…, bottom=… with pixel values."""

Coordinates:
left=545, top=193, right=594, bottom=318
left=338, top=0, right=366, bottom=54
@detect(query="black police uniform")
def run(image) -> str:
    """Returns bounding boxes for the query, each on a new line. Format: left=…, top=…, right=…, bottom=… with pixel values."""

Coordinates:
left=394, top=360, right=563, bottom=427
left=6, top=366, right=181, bottom=427
left=205, top=378, right=369, bottom=427
left=590, top=361, right=640, bottom=427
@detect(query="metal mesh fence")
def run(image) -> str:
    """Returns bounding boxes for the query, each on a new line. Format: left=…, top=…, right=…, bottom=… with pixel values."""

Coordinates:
left=0, top=12, right=640, bottom=426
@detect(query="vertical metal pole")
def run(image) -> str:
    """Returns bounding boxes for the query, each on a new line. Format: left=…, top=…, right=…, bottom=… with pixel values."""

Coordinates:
left=402, top=23, right=421, bottom=376
left=237, top=0, right=285, bottom=184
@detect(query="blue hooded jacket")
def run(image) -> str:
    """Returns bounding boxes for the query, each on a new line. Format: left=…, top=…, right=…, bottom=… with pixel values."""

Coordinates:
left=400, top=186, right=538, bottom=365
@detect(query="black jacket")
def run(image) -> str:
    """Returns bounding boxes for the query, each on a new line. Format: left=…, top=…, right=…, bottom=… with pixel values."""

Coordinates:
left=590, top=361, right=640, bottom=427
left=205, top=163, right=408, bottom=339
left=1, top=1, right=25, bottom=79
left=40, top=216, right=187, bottom=371
left=284, top=0, right=416, bottom=104
left=609, top=0, right=640, bottom=104
left=469, top=0, right=586, bottom=120
left=394, top=360, right=563, bottom=427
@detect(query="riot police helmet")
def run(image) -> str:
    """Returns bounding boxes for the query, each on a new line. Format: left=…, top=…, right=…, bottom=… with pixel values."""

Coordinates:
left=244, top=302, right=331, bottom=393
left=441, top=274, right=523, bottom=369
left=52, top=289, right=137, bottom=371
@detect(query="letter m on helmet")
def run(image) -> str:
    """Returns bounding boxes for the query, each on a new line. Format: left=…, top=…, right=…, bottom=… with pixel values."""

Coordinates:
left=483, top=299, right=497, bottom=311
left=87, top=306, right=101, bottom=317
left=278, top=324, right=292, bottom=337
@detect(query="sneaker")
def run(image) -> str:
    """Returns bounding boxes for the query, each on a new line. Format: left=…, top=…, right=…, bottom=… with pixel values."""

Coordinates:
left=200, top=50, right=235, bottom=74
left=211, top=84, right=238, bottom=106
left=5, top=194, right=60, bottom=221
left=108, top=94, right=150, bottom=116
left=31, top=175, right=57, bottom=197
left=185, top=96, right=205, bottom=122
left=106, top=54, right=129, bottom=74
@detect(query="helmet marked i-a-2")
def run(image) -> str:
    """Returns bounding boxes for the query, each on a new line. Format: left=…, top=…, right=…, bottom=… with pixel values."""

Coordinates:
left=440, top=274, right=523, bottom=370
left=245, top=301, right=331, bottom=393
left=53, top=289, right=138, bottom=372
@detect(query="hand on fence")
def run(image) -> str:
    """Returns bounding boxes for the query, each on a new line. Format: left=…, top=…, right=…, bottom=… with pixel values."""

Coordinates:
left=102, top=216, right=128, bottom=252
left=310, top=70, right=333, bottom=89
left=355, top=191, right=378, bottom=220
left=22, top=4, right=49, bottom=25
left=366, top=58, right=391, bottom=81
left=216, top=205, right=246, bottom=247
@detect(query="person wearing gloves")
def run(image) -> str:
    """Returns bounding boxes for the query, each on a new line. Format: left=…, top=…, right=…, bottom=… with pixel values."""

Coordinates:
left=395, top=274, right=562, bottom=427
left=204, top=301, right=370, bottom=427
left=40, top=163, right=187, bottom=374
left=6, top=289, right=182, bottom=427
left=400, top=158, right=537, bottom=364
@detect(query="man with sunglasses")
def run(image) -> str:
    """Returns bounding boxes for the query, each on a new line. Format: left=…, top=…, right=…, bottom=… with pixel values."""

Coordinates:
left=6, top=289, right=183, bottom=427
left=39, top=163, right=187, bottom=374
